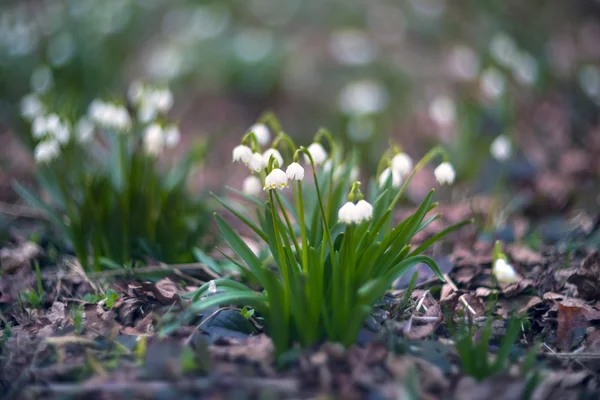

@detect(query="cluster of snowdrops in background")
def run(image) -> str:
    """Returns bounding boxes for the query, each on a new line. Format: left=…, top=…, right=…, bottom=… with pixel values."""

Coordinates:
left=232, top=123, right=457, bottom=224
left=20, top=82, right=181, bottom=164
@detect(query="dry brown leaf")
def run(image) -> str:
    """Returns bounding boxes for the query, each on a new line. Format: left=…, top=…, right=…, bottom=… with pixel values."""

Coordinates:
left=567, top=250, right=600, bottom=301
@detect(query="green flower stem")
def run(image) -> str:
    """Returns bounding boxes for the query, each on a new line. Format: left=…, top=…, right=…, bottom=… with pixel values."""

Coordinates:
left=268, top=190, right=291, bottom=319
left=272, top=133, right=297, bottom=155
left=296, top=181, right=309, bottom=274
left=274, top=190, right=301, bottom=263
left=260, top=111, right=283, bottom=134
left=388, top=146, right=446, bottom=212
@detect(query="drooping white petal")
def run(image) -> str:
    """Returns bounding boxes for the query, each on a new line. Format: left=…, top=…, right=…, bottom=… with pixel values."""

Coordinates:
left=21, top=94, right=45, bottom=120
left=490, top=135, right=512, bottom=161
left=304, top=142, right=328, bottom=165
left=248, top=152, right=265, bottom=173
left=492, top=258, right=519, bottom=284
left=391, top=153, right=413, bottom=176
left=34, top=139, right=61, bottom=164
left=143, top=123, right=164, bottom=156
left=378, top=167, right=402, bottom=188
left=163, top=125, right=181, bottom=148
left=263, top=168, right=288, bottom=190
left=250, top=123, right=270, bottom=146
left=338, top=201, right=358, bottom=224
left=232, top=145, right=253, bottom=164
left=262, top=148, right=283, bottom=168
left=434, top=162, right=456, bottom=185
left=286, top=162, right=304, bottom=181
left=355, top=200, right=373, bottom=222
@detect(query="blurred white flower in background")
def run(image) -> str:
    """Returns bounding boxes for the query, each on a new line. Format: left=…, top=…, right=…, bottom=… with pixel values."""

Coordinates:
left=378, top=167, right=402, bottom=188
left=338, top=79, right=388, bottom=115
left=490, top=135, right=513, bottom=161
left=20, top=94, right=45, bottom=120
left=163, top=125, right=181, bottom=148
left=233, top=145, right=253, bottom=164
left=262, top=148, right=284, bottom=168
left=329, top=29, right=377, bottom=66
left=304, top=142, right=328, bottom=165
left=147, top=44, right=184, bottom=80
left=233, top=29, right=274, bottom=64
left=489, top=32, right=518, bottom=67
left=480, top=68, right=506, bottom=100
left=128, top=82, right=174, bottom=123
left=511, top=52, right=538, bottom=86
left=434, top=162, right=455, bottom=185
left=34, top=139, right=61, bottom=164
left=88, top=100, right=131, bottom=132
left=448, top=45, right=480, bottom=81
left=242, top=175, right=262, bottom=196
left=391, top=153, right=413, bottom=176
left=429, top=95, right=456, bottom=128
left=492, top=258, right=519, bottom=284
left=249, top=123, right=270, bottom=146
left=143, top=123, right=164, bottom=156
left=76, top=118, right=95, bottom=144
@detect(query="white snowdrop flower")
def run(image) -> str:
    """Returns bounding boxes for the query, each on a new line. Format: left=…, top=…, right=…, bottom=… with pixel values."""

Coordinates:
left=250, top=123, right=270, bottom=146
left=163, top=125, right=181, bottom=148
left=391, top=153, right=413, bottom=176
left=248, top=152, right=265, bottom=173
left=32, top=115, right=48, bottom=139
left=492, top=258, right=519, bottom=284
left=512, top=53, right=538, bottom=86
left=286, top=162, right=304, bottom=181
left=34, top=139, right=60, bottom=164
left=232, top=145, right=253, bottom=164
left=242, top=175, right=262, bottom=196
left=208, top=280, right=217, bottom=294
left=20, top=94, right=45, bottom=120
left=143, top=123, right=164, bottom=156
left=88, top=100, right=106, bottom=123
left=355, top=200, right=373, bottom=222
left=137, top=102, right=157, bottom=124
left=429, top=95, right=456, bottom=127
left=378, top=167, right=402, bottom=188
left=154, top=88, right=174, bottom=113
left=112, top=106, right=132, bottom=132
left=263, top=168, right=288, bottom=190
left=480, top=68, right=506, bottom=99
left=490, top=135, right=512, bottom=161
left=434, top=162, right=456, bottom=185
left=53, top=123, right=70, bottom=144
left=338, top=201, right=359, bottom=224
left=489, top=32, right=518, bottom=67
left=304, top=142, right=328, bottom=165
left=448, top=45, right=480, bottom=81
left=338, top=79, right=388, bottom=115
left=262, top=148, right=283, bottom=168
left=128, top=80, right=145, bottom=104
left=329, top=29, right=377, bottom=66
left=45, top=113, right=61, bottom=133
left=76, top=118, right=95, bottom=143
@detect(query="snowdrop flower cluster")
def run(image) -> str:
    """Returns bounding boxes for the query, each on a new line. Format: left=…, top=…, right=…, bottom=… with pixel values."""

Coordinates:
left=32, top=113, right=71, bottom=144
left=128, top=82, right=174, bottom=124
left=338, top=200, right=373, bottom=224
left=492, top=258, right=519, bottom=284
left=88, top=100, right=132, bottom=132
left=434, top=162, right=456, bottom=185
left=304, top=142, right=328, bottom=165
left=20, top=93, right=46, bottom=120
left=490, top=135, right=513, bottom=161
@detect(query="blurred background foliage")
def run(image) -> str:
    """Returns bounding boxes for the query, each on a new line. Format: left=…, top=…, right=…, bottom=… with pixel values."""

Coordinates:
left=1, top=0, right=599, bottom=203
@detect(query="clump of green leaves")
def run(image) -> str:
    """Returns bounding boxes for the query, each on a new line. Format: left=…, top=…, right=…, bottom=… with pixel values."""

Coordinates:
left=15, top=84, right=211, bottom=271
left=185, top=118, right=470, bottom=355
left=18, top=261, right=45, bottom=309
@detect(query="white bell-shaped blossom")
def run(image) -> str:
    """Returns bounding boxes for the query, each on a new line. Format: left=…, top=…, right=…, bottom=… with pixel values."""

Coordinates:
left=45, top=113, right=61, bottom=133
left=208, top=280, right=217, bottom=294
left=338, top=201, right=359, bottom=224
left=76, top=118, right=95, bottom=143
left=21, top=94, right=45, bottom=120
left=143, top=123, right=164, bottom=156
left=88, top=100, right=131, bottom=132
left=262, top=148, right=283, bottom=168
left=32, top=115, right=48, bottom=139
left=429, top=95, right=456, bottom=127
left=304, top=142, right=328, bottom=165
left=263, top=168, right=288, bottom=190
left=242, top=175, right=262, bottom=196
left=378, top=167, right=402, bottom=188
left=490, top=135, right=512, bottom=161
left=250, top=123, right=270, bottom=146
left=154, top=88, right=174, bottom=113
left=248, top=152, right=265, bottom=173
left=355, top=200, right=373, bottom=222
left=434, top=162, right=456, bottom=185
left=286, top=162, right=304, bottom=181
left=53, top=123, right=70, bottom=144
left=391, top=153, right=413, bottom=176
left=34, top=139, right=60, bottom=164
left=492, top=258, right=519, bottom=284
left=163, top=125, right=181, bottom=148
left=137, top=103, right=157, bottom=124
left=232, top=145, right=253, bottom=164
